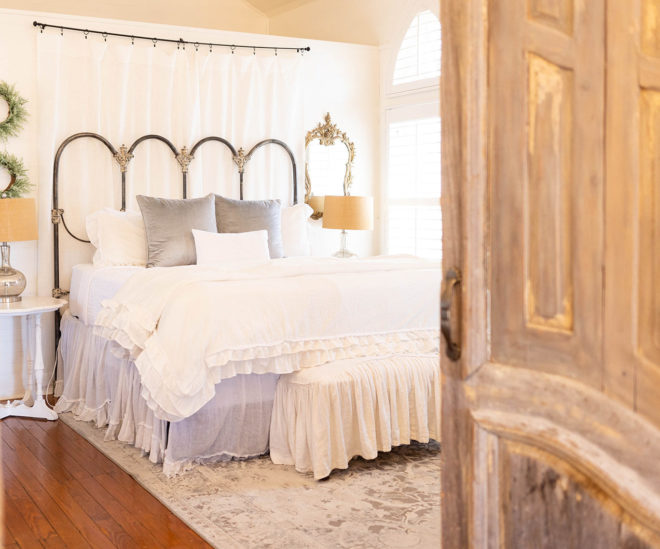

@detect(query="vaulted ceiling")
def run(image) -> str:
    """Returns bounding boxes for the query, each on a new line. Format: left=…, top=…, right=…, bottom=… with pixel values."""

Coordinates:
left=243, top=0, right=315, bottom=17
left=0, top=0, right=439, bottom=47
left=266, top=0, right=439, bottom=47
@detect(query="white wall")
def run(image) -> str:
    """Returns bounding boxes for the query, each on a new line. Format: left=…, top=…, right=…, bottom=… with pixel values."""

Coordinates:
left=0, top=10, right=45, bottom=400
left=303, top=39, right=380, bottom=257
left=0, top=8, right=379, bottom=399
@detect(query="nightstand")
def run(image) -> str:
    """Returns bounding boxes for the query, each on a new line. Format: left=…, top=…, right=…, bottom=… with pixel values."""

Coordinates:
left=0, top=296, right=67, bottom=421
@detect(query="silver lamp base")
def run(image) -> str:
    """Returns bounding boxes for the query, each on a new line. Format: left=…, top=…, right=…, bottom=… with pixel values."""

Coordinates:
left=1, top=242, right=26, bottom=303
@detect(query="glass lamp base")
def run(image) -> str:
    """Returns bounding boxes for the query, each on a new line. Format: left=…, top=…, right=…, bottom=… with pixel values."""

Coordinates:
left=333, top=229, right=358, bottom=258
left=333, top=249, right=357, bottom=258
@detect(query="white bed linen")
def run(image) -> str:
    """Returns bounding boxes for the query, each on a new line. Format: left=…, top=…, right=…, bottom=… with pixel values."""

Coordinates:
left=96, top=256, right=440, bottom=421
left=69, top=264, right=144, bottom=325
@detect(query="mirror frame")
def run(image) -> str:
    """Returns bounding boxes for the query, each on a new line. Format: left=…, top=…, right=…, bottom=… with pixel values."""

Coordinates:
left=304, top=112, right=355, bottom=219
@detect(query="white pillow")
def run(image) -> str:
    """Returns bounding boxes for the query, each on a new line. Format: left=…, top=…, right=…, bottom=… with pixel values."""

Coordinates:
left=85, top=209, right=147, bottom=267
left=281, top=203, right=313, bottom=257
left=85, top=209, right=103, bottom=249
left=193, top=229, right=270, bottom=267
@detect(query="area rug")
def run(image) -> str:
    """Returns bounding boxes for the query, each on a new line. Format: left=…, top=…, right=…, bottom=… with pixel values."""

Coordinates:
left=59, top=412, right=442, bottom=548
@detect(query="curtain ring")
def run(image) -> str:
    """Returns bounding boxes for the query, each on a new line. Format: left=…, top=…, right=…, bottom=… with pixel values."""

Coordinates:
left=60, top=27, right=63, bottom=36
left=131, top=36, right=135, bottom=45
left=83, top=30, right=89, bottom=39
left=209, top=43, right=213, bottom=53
left=152, top=38, right=157, bottom=47
left=253, top=47, right=256, bottom=55
left=274, top=48, right=278, bottom=56
left=194, top=42, right=199, bottom=52
left=102, top=32, right=108, bottom=42
left=230, top=45, right=236, bottom=54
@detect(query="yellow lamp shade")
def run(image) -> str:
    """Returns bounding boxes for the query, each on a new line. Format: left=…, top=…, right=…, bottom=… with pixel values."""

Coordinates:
left=0, top=198, right=38, bottom=242
left=322, top=195, right=374, bottom=230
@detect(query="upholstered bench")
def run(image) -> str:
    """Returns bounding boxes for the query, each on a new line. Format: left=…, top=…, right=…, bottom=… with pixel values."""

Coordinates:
left=269, top=354, right=440, bottom=479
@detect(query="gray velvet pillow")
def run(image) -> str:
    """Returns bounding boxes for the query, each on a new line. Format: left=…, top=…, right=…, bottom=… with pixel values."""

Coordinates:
left=137, top=194, right=217, bottom=267
left=214, top=195, right=284, bottom=259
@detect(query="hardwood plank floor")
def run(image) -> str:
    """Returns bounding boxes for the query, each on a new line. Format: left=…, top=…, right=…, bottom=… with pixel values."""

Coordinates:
left=1, top=417, right=213, bottom=548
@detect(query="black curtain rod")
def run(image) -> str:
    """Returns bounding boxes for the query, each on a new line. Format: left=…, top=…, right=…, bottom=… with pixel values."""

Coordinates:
left=33, top=21, right=311, bottom=54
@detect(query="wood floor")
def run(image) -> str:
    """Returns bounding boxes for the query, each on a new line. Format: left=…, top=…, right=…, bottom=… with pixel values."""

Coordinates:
left=1, top=416, right=212, bottom=548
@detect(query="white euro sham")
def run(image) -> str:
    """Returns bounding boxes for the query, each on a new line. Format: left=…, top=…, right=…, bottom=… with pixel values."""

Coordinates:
left=86, top=208, right=147, bottom=267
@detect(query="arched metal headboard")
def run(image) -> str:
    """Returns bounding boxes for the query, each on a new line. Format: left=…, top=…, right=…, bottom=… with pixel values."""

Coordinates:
left=51, top=131, right=298, bottom=338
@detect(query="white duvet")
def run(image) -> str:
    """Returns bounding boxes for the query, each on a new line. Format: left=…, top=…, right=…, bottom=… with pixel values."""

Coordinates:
left=95, top=255, right=440, bottom=421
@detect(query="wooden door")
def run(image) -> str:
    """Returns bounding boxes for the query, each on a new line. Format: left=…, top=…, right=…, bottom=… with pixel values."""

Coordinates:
left=441, top=0, right=660, bottom=546
left=605, top=0, right=660, bottom=433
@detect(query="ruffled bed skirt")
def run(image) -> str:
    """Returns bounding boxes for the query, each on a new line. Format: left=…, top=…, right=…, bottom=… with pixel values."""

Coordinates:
left=55, top=312, right=439, bottom=477
left=55, top=312, right=279, bottom=474
left=269, top=353, right=440, bottom=479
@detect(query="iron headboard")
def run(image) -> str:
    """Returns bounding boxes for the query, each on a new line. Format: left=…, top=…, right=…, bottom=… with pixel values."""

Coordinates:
left=51, top=132, right=298, bottom=339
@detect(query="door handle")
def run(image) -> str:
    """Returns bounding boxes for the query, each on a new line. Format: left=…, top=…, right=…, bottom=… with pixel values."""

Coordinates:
left=441, top=267, right=462, bottom=361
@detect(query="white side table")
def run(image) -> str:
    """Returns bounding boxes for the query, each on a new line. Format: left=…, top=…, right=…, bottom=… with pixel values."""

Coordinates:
left=0, top=296, right=66, bottom=421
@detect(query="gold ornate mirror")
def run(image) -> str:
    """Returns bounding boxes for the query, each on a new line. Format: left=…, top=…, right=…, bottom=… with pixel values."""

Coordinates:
left=304, top=113, right=355, bottom=219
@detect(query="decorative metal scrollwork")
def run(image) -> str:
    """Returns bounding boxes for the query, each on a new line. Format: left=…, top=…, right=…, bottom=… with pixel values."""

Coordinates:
left=51, top=208, right=63, bottom=225
left=176, top=146, right=194, bottom=173
left=233, top=148, right=247, bottom=174
left=114, top=145, right=133, bottom=173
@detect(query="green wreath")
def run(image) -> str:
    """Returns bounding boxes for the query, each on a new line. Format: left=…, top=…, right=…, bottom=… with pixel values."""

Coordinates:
left=0, top=151, right=30, bottom=198
left=0, top=81, right=28, bottom=142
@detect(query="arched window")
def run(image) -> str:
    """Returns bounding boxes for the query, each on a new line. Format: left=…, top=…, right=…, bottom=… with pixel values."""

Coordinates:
left=393, top=10, right=441, bottom=86
left=383, top=9, right=441, bottom=260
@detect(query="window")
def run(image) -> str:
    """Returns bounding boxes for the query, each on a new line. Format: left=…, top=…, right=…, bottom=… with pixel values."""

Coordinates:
left=383, top=8, right=441, bottom=260
left=385, top=105, right=441, bottom=259
left=392, top=10, right=441, bottom=86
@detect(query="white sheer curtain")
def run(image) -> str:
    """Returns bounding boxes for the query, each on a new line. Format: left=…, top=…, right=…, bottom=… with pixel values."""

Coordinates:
left=36, top=30, right=305, bottom=293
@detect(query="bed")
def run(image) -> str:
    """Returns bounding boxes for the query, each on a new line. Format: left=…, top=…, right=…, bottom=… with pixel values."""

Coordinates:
left=52, top=132, right=440, bottom=475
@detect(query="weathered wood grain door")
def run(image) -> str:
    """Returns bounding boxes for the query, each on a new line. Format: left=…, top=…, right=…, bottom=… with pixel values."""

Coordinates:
left=441, top=0, right=660, bottom=546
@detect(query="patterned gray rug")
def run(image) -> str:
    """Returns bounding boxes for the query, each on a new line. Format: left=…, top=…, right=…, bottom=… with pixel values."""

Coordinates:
left=60, top=412, right=442, bottom=548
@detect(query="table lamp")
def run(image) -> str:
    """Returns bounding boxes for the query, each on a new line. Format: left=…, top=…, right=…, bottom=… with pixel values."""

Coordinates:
left=0, top=198, right=38, bottom=303
left=322, top=195, right=373, bottom=258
